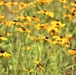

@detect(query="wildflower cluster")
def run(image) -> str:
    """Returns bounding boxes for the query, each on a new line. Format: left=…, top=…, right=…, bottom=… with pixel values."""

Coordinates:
left=0, top=0, right=76, bottom=75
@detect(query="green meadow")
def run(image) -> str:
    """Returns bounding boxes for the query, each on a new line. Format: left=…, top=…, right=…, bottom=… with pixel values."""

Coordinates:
left=0, top=0, right=76, bottom=75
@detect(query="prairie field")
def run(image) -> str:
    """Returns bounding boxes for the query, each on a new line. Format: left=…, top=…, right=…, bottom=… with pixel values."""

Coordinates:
left=0, top=0, right=76, bottom=75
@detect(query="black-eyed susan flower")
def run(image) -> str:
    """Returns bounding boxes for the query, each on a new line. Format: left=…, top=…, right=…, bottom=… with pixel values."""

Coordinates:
left=2, top=31, right=7, bottom=35
left=31, top=16, right=40, bottom=22
left=63, top=5, right=69, bottom=9
left=2, top=21, right=14, bottom=27
left=44, top=10, right=54, bottom=18
left=35, top=23, right=47, bottom=30
left=37, top=11, right=45, bottom=14
left=28, top=2, right=36, bottom=7
left=50, top=20, right=65, bottom=28
left=11, top=10, right=19, bottom=13
left=70, top=7, right=76, bottom=13
left=16, top=15, right=25, bottom=20
left=63, top=13, right=73, bottom=21
left=70, top=7, right=76, bottom=17
left=23, top=22, right=31, bottom=26
left=24, top=16, right=32, bottom=22
left=22, top=46, right=31, bottom=51
left=34, top=0, right=52, bottom=4
left=2, top=31, right=13, bottom=37
left=60, top=0, right=66, bottom=3
left=31, top=34, right=50, bottom=42
left=29, top=36, right=37, bottom=40
left=22, top=67, right=34, bottom=73
left=66, top=34, right=73, bottom=42
left=53, top=35, right=70, bottom=47
left=11, top=1, right=18, bottom=5
left=22, top=67, right=28, bottom=72
left=28, top=69, right=34, bottom=73
left=13, top=20, right=23, bottom=27
left=18, top=2, right=29, bottom=10
left=70, top=2, right=76, bottom=7
left=73, top=17, right=76, bottom=24
left=0, top=36, right=8, bottom=41
left=17, top=15, right=32, bottom=22
left=7, top=32, right=13, bottom=37
left=16, top=27, right=31, bottom=33
left=0, top=15, right=5, bottom=20
left=5, top=2, right=12, bottom=10
left=2, top=52, right=11, bottom=58
left=33, top=60, right=44, bottom=71
left=60, top=38, right=70, bottom=47
left=47, top=27, right=59, bottom=35
left=37, top=10, right=54, bottom=18
left=29, top=35, right=43, bottom=42
left=0, top=50, right=11, bottom=58
left=68, top=49, right=76, bottom=55
left=0, top=1, right=5, bottom=6
left=53, top=35, right=63, bottom=42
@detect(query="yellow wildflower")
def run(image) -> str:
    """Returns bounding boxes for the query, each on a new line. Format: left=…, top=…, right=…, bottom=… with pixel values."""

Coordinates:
left=5, top=2, right=12, bottom=9
left=17, top=15, right=32, bottom=22
left=37, top=10, right=54, bottom=18
left=34, top=0, right=52, bottom=4
left=44, top=11, right=54, bottom=18
left=53, top=35, right=70, bottom=47
left=22, top=67, right=28, bottom=72
left=37, top=11, right=45, bottom=14
left=25, top=16, right=32, bottom=22
left=18, top=2, right=29, bottom=10
left=2, top=21, right=14, bottom=27
left=11, top=10, right=19, bottom=13
left=16, top=27, right=31, bottom=33
left=22, top=46, right=30, bottom=51
left=0, top=15, right=5, bottom=20
left=16, top=28, right=23, bottom=32
left=13, top=20, right=23, bottom=27
left=23, top=22, right=31, bottom=26
left=16, top=15, right=25, bottom=20
left=0, top=36, right=8, bottom=41
left=2, top=31, right=13, bottom=37
left=70, top=2, right=76, bottom=7
left=50, top=20, right=65, bottom=28
left=35, top=23, right=47, bottom=30
left=68, top=49, right=76, bottom=55
left=29, top=69, right=34, bottom=73
left=0, top=50, right=11, bottom=58
left=47, top=27, right=59, bottom=35
left=70, top=7, right=76, bottom=17
left=0, top=1, right=5, bottom=6
left=22, top=67, right=34, bottom=73
left=2, top=31, right=7, bottom=35
left=3, top=52, right=11, bottom=58
left=33, top=60, right=44, bottom=71
left=64, top=5, right=69, bottom=9
left=63, top=13, right=73, bottom=21
left=53, top=35, right=62, bottom=42
left=30, top=34, right=49, bottom=42
left=7, top=32, right=13, bottom=37
left=60, top=0, right=66, bottom=3
left=12, top=1, right=18, bottom=5
left=31, top=16, right=40, bottom=22
left=66, top=34, right=73, bottom=42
